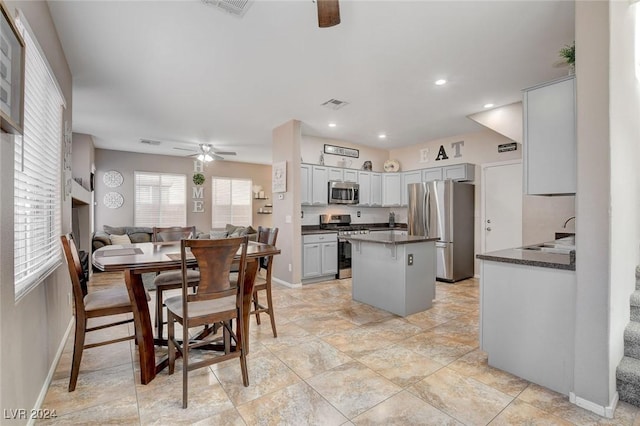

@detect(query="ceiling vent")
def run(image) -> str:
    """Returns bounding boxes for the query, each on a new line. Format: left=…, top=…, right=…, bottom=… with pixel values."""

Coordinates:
left=201, top=0, right=253, bottom=17
left=140, top=139, right=161, bottom=146
left=321, top=98, right=349, bottom=110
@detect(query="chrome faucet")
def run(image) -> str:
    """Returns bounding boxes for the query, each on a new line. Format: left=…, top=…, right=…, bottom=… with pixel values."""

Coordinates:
left=562, top=216, right=576, bottom=228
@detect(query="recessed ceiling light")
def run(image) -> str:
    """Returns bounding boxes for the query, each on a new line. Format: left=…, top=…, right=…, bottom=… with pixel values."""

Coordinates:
left=484, top=103, right=494, bottom=108
left=378, top=133, right=387, bottom=139
left=435, top=79, right=447, bottom=86
left=328, top=122, right=337, bottom=128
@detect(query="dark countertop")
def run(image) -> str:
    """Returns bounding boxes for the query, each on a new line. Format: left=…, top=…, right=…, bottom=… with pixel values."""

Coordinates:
left=342, top=233, right=438, bottom=245
left=301, top=223, right=407, bottom=235
left=477, top=248, right=576, bottom=271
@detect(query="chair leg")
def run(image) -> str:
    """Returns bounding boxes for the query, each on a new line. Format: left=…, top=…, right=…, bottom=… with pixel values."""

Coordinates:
left=266, top=283, right=278, bottom=338
left=68, top=317, right=86, bottom=392
left=156, top=287, right=164, bottom=340
left=238, top=318, right=249, bottom=387
left=182, top=317, right=189, bottom=409
left=168, top=312, right=175, bottom=375
left=253, top=292, right=261, bottom=324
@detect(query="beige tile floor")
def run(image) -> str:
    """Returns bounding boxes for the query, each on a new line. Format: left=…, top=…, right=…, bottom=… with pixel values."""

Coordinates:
left=40, top=272, right=640, bottom=425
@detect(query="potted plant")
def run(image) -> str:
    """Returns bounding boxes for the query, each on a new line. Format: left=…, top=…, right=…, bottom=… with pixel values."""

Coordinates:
left=559, top=41, right=575, bottom=74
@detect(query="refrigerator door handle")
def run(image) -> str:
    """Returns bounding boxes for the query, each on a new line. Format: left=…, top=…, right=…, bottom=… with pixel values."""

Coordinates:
left=424, top=189, right=430, bottom=236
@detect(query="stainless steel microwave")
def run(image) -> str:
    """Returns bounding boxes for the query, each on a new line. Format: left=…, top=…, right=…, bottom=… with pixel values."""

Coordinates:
left=328, top=181, right=359, bottom=204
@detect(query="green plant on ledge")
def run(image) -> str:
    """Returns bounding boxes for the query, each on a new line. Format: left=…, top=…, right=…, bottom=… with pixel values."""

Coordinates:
left=192, top=173, right=205, bottom=186
left=559, top=41, right=575, bottom=71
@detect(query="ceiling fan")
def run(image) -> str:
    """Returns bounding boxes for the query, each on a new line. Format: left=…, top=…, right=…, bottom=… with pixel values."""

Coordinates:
left=316, top=0, right=340, bottom=28
left=175, top=144, right=236, bottom=162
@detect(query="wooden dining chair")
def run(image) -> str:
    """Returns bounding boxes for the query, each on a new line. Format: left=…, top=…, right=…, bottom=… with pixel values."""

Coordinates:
left=61, top=234, right=149, bottom=392
left=165, top=236, right=250, bottom=408
left=251, top=226, right=279, bottom=337
left=152, top=226, right=200, bottom=340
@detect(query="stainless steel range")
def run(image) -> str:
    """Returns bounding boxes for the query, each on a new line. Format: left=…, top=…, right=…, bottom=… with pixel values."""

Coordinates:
left=319, top=214, right=369, bottom=279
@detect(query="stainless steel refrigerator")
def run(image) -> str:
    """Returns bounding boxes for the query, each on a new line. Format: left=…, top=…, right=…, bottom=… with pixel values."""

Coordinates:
left=407, top=180, right=475, bottom=282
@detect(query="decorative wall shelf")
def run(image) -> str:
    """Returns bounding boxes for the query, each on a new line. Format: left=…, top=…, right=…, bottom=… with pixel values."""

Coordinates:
left=254, top=197, right=269, bottom=200
left=257, top=211, right=272, bottom=214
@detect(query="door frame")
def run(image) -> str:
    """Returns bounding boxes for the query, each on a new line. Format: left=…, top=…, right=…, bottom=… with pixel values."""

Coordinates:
left=480, top=159, right=523, bottom=254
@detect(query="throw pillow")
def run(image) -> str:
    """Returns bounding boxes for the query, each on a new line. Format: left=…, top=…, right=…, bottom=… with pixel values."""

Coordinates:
left=104, top=225, right=126, bottom=235
left=110, top=233, right=132, bottom=245
left=210, top=230, right=229, bottom=239
left=245, top=225, right=257, bottom=235
left=229, top=227, right=247, bottom=237
left=225, top=224, right=239, bottom=235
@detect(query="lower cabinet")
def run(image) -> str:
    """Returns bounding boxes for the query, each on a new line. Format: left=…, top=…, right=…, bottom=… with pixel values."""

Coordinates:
left=302, top=233, right=338, bottom=281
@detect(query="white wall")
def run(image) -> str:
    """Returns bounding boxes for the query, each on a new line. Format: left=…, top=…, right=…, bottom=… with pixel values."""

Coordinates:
left=574, top=0, right=612, bottom=409
left=1, top=0, right=73, bottom=415
left=94, top=149, right=273, bottom=234
left=608, top=0, right=640, bottom=407
left=302, top=135, right=389, bottom=172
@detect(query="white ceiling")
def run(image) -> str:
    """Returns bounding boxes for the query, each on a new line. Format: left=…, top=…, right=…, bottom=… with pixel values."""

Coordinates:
left=47, top=0, right=574, bottom=165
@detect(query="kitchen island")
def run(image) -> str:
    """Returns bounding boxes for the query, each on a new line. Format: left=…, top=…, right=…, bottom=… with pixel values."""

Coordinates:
left=476, top=241, right=576, bottom=395
left=343, top=231, right=439, bottom=316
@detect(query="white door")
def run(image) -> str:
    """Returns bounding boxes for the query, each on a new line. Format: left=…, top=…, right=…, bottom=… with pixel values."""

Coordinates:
left=482, top=161, right=523, bottom=253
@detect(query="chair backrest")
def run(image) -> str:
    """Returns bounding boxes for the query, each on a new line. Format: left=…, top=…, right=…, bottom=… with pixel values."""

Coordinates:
left=60, top=234, right=87, bottom=312
left=257, top=226, right=278, bottom=271
left=181, top=236, right=249, bottom=303
left=152, top=226, right=196, bottom=243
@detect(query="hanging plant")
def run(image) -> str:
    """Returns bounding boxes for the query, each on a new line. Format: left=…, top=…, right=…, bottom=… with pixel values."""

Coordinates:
left=192, top=173, right=205, bottom=186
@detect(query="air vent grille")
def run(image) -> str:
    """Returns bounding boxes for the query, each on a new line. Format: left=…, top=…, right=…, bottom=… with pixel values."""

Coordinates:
left=140, top=139, right=161, bottom=146
left=321, top=99, right=349, bottom=110
left=202, top=0, right=253, bottom=17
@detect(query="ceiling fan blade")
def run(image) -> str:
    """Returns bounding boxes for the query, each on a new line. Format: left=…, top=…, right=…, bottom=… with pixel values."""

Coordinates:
left=317, top=0, right=340, bottom=28
left=212, top=154, right=225, bottom=161
left=213, top=151, right=236, bottom=156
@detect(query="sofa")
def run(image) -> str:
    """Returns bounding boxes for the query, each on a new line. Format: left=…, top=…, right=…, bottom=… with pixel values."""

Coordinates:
left=92, top=224, right=257, bottom=251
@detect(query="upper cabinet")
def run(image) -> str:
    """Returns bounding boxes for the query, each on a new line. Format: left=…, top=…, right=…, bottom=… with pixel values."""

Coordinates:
left=523, top=75, right=576, bottom=195
left=300, top=164, right=328, bottom=206
left=401, top=170, right=422, bottom=206
left=382, top=173, right=402, bottom=207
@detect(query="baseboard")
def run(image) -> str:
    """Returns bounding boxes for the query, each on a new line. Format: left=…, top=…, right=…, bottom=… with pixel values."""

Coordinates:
left=272, top=277, right=301, bottom=288
left=28, top=317, right=74, bottom=426
left=569, top=391, right=618, bottom=419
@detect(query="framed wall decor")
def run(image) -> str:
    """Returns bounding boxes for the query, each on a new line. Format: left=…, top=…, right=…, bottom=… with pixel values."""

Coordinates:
left=324, top=144, right=359, bottom=158
left=272, top=161, right=287, bottom=193
left=0, top=3, right=24, bottom=134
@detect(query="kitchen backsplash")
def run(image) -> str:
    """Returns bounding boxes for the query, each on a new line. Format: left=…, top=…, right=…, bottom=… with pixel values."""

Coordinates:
left=301, top=205, right=408, bottom=226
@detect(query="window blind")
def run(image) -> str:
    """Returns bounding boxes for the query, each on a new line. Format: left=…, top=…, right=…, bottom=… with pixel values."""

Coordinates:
left=14, top=17, right=65, bottom=300
left=134, top=172, right=186, bottom=227
left=211, top=178, right=252, bottom=228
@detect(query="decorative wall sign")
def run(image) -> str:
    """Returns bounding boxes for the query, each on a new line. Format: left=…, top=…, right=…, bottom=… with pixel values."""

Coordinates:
left=192, top=160, right=205, bottom=213
left=324, top=144, right=359, bottom=158
left=103, top=170, right=123, bottom=187
left=498, top=142, right=518, bottom=153
left=103, top=191, right=124, bottom=209
left=272, top=161, right=287, bottom=193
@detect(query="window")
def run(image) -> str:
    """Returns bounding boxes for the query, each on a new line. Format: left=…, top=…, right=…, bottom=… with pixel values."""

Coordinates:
left=13, top=17, right=65, bottom=300
left=134, top=172, right=187, bottom=227
left=211, top=178, right=252, bottom=228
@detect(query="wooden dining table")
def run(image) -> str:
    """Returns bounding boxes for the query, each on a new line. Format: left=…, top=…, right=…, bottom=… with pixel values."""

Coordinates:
left=92, top=240, right=280, bottom=385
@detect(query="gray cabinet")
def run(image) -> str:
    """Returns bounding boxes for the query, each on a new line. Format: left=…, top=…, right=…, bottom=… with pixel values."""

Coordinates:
left=370, top=172, right=382, bottom=206
left=357, top=171, right=382, bottom=207
left=382, top=173, right=402, bottom=207
left=523, top=75, right=576, bottom=195
left=401, top=170, right=422, bottom=206
left=443, top=163, right=475, bottom=182
left=343, top=169, right=358, bottom=183
left=328, top=167, right=343, bottom=182
left=422, top=168, right=442, bottom=182
left=302, top=233, right=338, bottom=280
left=301, top=164, right=312, bottom=205
left=311, top=166, right=328, bottom=205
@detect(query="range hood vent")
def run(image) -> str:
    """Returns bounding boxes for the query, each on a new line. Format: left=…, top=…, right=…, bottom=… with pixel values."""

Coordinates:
left=202, top=0, right=253, bottom=17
